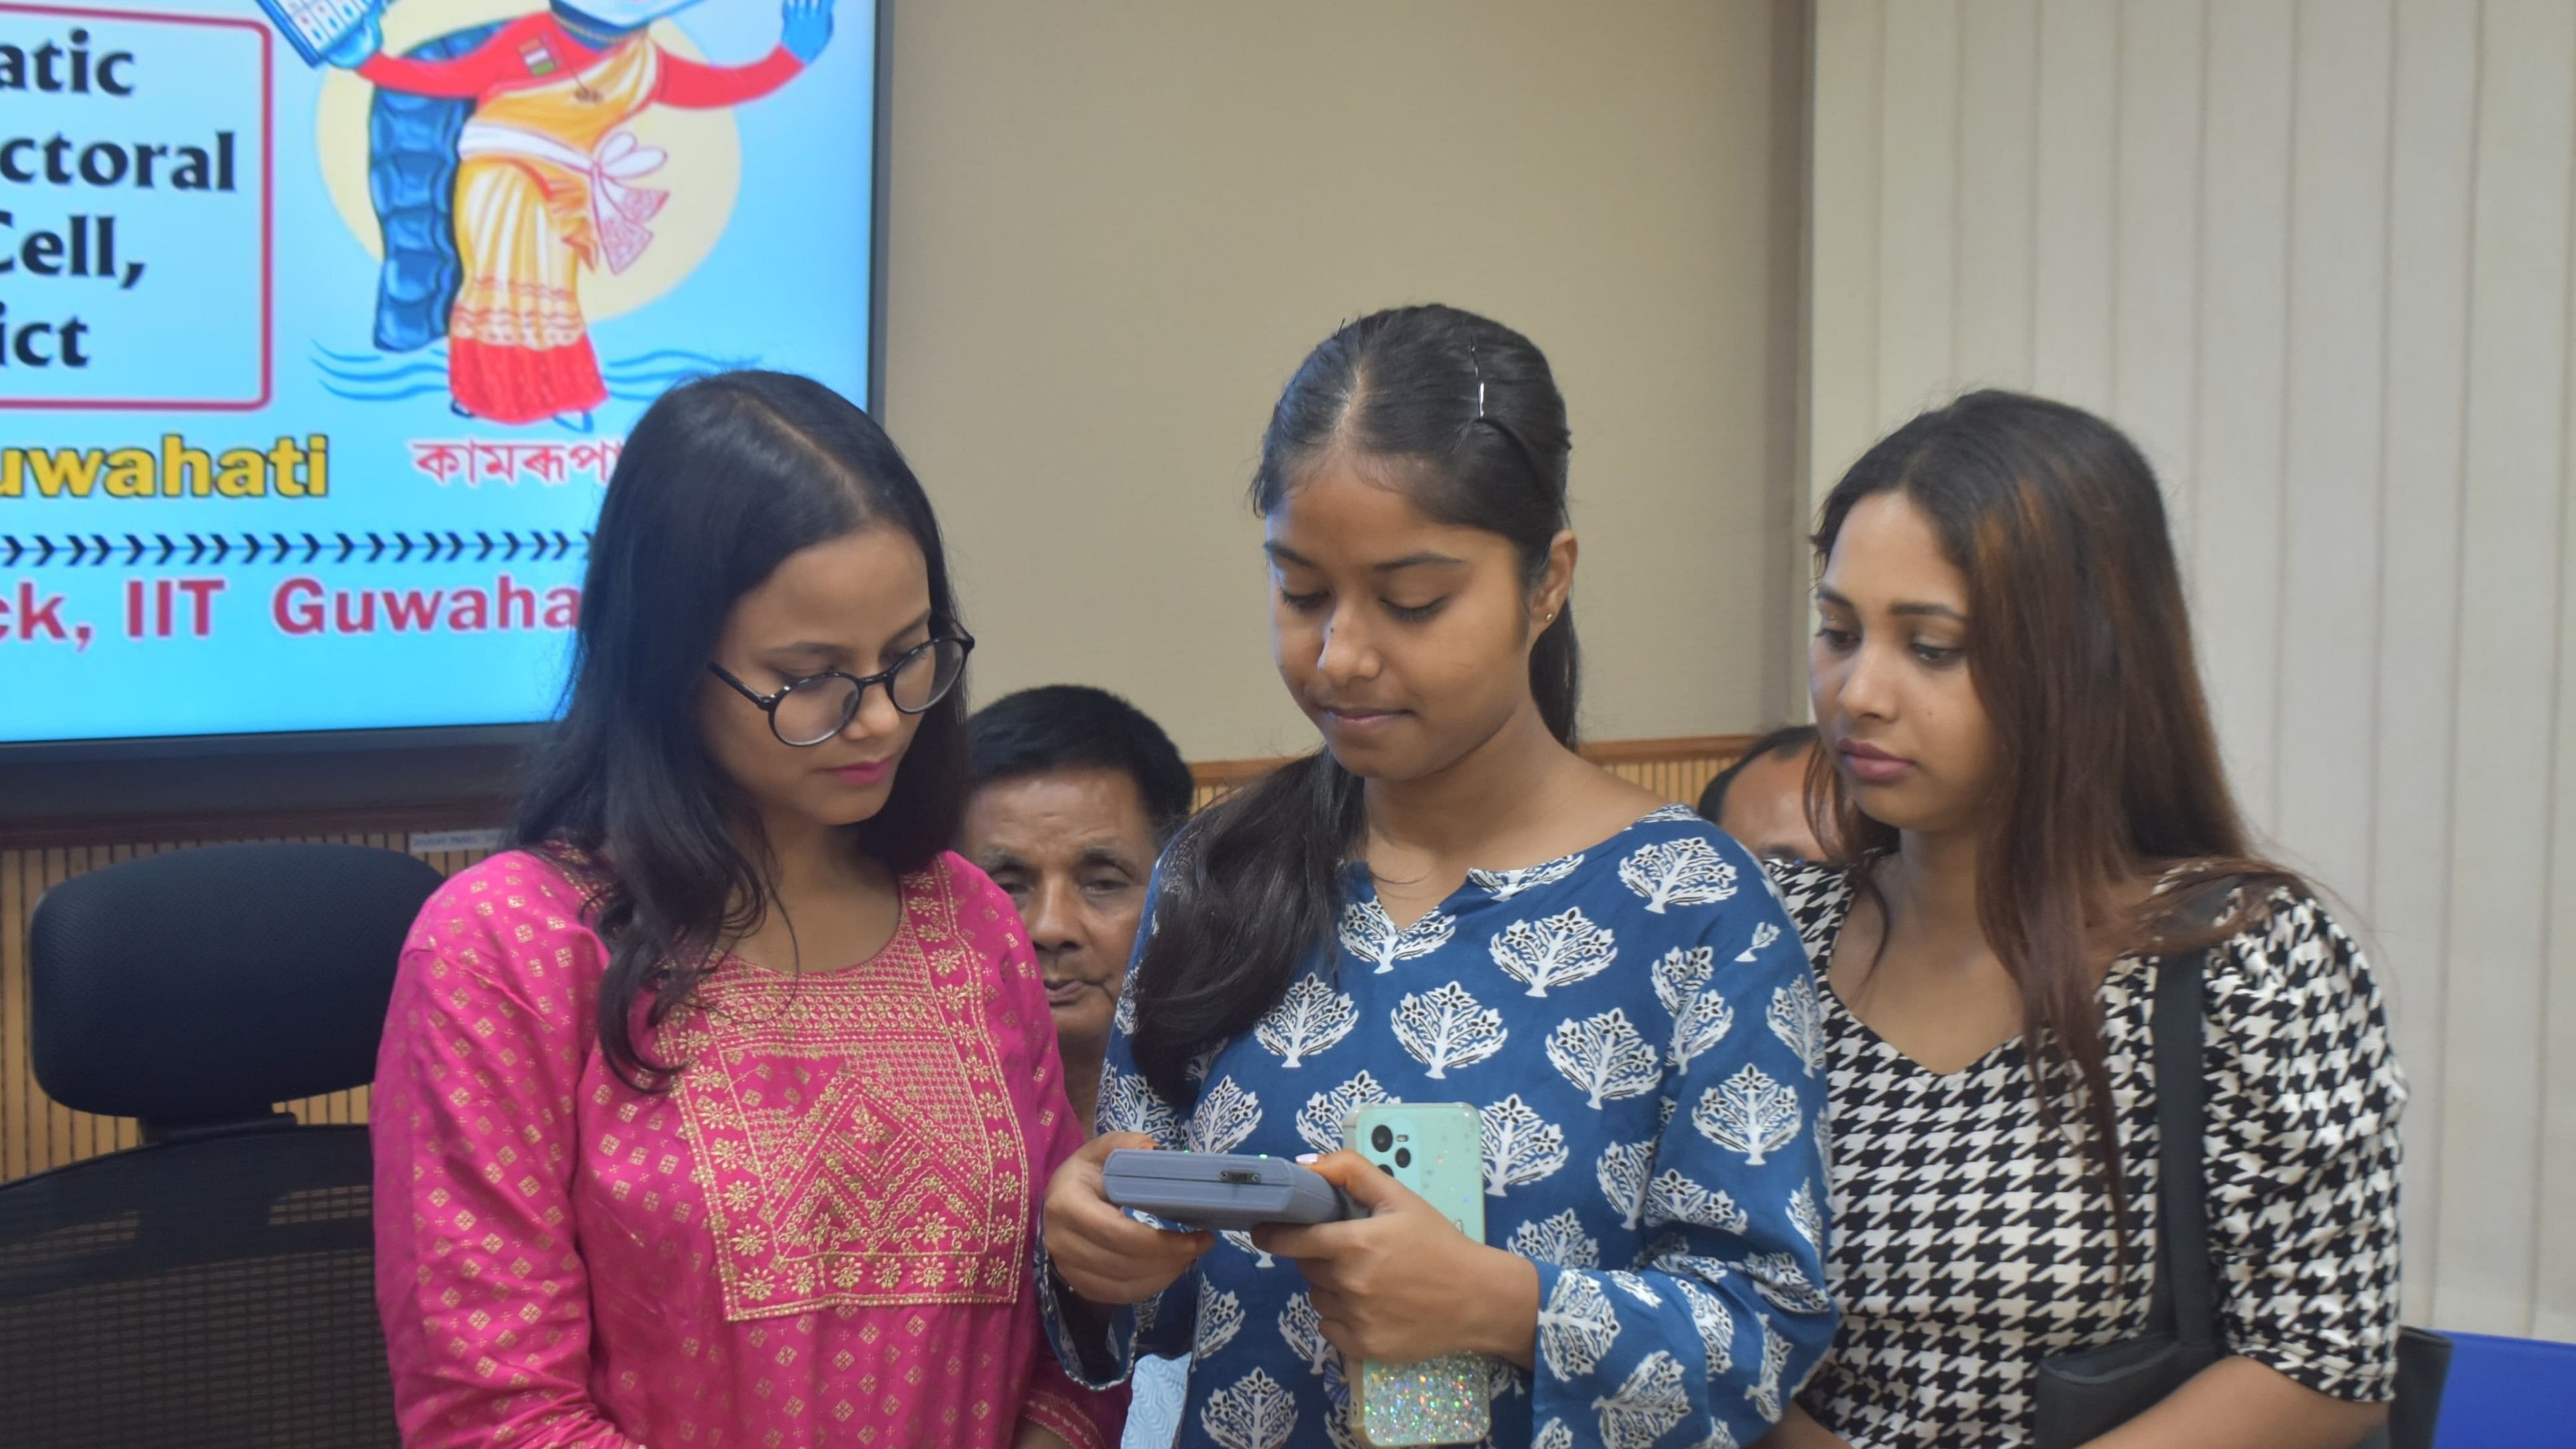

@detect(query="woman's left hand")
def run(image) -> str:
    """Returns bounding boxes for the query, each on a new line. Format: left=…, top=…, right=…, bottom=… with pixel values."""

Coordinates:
left=1252, top=1151, right=1540, bottom=1369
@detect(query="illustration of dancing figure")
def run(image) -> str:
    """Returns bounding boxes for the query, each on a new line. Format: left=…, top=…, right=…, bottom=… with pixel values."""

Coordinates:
left=270, top=0, right=835, bottom=428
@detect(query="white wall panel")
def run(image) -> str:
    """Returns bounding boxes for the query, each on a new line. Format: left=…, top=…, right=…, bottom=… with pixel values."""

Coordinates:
left=1954, top=0, right=2039, bottom=391
left=1876, top=0, right=1964, bottom=425
left=1811, top=0, right=2573, bottom=1338
left=2274, top=0, right=2394, bottom=903
left=2370, top=0, right=2476, bottom=1329
left=2030, top=0, right=2119, bottom=415
left=2439, top=0, right=2571, bottom=1335
left=2190, top=0, right=2295, bottom=833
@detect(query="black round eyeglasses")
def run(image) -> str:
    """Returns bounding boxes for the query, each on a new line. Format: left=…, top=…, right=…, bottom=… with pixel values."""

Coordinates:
left=708, top=631, right=974, bottom=747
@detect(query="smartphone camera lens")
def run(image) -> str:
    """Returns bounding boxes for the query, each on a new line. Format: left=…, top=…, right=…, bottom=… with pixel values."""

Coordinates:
left=1371, top=1125, right=1395, bottom=1152
left=1394, top=1147, right=1412, bottom=1168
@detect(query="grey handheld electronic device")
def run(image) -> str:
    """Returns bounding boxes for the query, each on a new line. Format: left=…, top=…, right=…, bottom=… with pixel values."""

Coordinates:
left=1100, top=1149, right=1361, bottom=1231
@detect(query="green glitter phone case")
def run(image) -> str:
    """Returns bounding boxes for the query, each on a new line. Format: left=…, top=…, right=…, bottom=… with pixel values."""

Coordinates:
left=1346, top=1103, right=1492, bottom=1447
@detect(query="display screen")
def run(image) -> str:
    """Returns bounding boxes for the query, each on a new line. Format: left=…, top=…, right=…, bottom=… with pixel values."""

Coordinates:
left=0, top=0, right=878, bottom=745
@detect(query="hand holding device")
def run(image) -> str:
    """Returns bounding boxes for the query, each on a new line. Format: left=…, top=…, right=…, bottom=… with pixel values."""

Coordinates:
left=1101, top=1149, right=1361, bottom=1231
left=1255, top=1104, right=1528, bottom=1446
left=1042, top=1134, right=1213, bottom=1307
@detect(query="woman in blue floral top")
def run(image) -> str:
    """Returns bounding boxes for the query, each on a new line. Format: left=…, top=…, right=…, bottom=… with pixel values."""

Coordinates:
left=1038, top=305, right=1833, bottom=1449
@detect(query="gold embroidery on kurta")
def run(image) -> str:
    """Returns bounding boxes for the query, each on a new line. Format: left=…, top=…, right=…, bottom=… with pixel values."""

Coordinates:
left=667, top=868, right=1031, bottom=1321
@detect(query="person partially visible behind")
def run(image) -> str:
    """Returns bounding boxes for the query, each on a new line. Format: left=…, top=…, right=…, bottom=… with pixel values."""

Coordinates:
left=1697, top=724, right=1827, bottom=863
left=371, top=372, right=1123, bottom=1449
left=964, top=685, right=1197, bottom=1449
left=1759, top=391, right=2403, bottom=1449
left=964, top=686, right=1195, bottom=1131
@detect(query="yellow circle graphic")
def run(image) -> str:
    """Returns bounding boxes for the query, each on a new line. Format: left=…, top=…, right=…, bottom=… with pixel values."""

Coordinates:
left=315, top=0, right=742, bottom=325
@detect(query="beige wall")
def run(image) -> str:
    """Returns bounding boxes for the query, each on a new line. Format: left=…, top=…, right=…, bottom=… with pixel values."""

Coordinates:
left=1810, top=0, right=2576, bottom=1340
left=881, top=0, right=1807, bottom=761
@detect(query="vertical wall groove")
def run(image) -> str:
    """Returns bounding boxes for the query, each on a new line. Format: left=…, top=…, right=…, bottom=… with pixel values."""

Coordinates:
left=2539, top=0, right=2576, bottom=1343
left=0, top=741, right=1758, bottom=1183
left=2364, top=0, right=2400, bottom=919
left=2264, top=0, right=2304, bottom=850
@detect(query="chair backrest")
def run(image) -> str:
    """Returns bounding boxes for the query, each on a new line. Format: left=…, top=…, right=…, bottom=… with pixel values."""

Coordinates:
left=2433, top=1331, right=2576, bottom=1449
left=0, top=843, right=444, bottom=1449
left=29, top=842, right=443, bottom=1129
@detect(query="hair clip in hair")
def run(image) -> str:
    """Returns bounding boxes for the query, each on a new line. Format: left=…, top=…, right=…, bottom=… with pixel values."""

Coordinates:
left=1470, top=345, right=1488, bottom=419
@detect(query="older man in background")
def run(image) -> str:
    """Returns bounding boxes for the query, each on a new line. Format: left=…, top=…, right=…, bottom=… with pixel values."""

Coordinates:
left=1697, top=724, right=1828, bottom=863
left=963, top=684, right=1197, bottom=1449
left=964, top=684, right=1195, bottom=1131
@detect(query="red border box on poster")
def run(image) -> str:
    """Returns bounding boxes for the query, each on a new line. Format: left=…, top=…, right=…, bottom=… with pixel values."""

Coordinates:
left=0, top=1, right=272, bottom=412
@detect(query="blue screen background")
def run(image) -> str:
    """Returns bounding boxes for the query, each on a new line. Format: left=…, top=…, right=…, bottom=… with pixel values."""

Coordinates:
left=0, top=0, right=877, bottom=743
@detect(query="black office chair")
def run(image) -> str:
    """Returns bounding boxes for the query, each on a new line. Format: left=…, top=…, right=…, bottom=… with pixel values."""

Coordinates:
left=0, top=842, right=445, bottom=1449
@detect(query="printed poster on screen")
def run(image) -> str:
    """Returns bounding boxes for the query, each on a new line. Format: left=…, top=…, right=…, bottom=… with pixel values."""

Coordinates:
left=0, top=0, right=876, bottom=744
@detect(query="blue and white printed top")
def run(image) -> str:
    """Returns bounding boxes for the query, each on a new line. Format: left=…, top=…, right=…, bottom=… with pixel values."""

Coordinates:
left=1042, top=805, right=1836, bottom=1449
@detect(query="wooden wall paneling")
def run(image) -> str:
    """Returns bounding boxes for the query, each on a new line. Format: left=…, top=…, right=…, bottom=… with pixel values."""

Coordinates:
left=1809, top=0, right=1889, bottom=505
left=0, top=738, right=1751, bottom=1183
left=1600, top=754, right=1731, bottom=813
left=1954, top=0, right=2039, bottom=393
left=2187, top=0, right=2296, bottom=837
left=2031, top=0, right=2120, bottom=414
left=2438, top=0, right=2575, bottom=1335
left=1875, top=0, right=1962, bottom=427
left=44, top=849, right=77, bottom=1174
left=2372, top=0, right=2478, bottom=1328
left=2274, top=0, right=2396, bottom=904
left=3, top=847, right=27, bottom=1181
left=9, top=848, right=38, bottom=1179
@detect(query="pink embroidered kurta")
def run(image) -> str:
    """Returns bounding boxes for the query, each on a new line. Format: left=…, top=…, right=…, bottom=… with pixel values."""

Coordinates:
left=374, top=849, right=1124, bottom=1449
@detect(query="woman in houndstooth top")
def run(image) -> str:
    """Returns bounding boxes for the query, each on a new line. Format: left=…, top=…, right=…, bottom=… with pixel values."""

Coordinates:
left=1755, top=392, right=2404, bottom=1449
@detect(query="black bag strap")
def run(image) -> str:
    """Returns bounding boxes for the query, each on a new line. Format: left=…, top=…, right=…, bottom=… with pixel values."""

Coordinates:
left=2147, top=881, right=2231, bottom=1354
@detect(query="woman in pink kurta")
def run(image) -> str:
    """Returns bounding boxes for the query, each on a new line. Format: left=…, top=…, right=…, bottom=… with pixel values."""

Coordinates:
left=377, top=849, right=1114, bottom=1448
left=372, top=371, right=1124, bottom=1449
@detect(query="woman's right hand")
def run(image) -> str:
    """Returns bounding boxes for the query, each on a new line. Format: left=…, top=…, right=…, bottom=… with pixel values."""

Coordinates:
left=1044, top=1134, right=1213, bottom=1305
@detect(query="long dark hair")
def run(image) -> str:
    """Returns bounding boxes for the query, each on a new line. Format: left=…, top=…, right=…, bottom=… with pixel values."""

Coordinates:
left=1810, top=389, right=2296, bottom=1246
left=1127, top=304, right=1580, bottom=1103
left=514, top=371, right=969, bottom=1089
